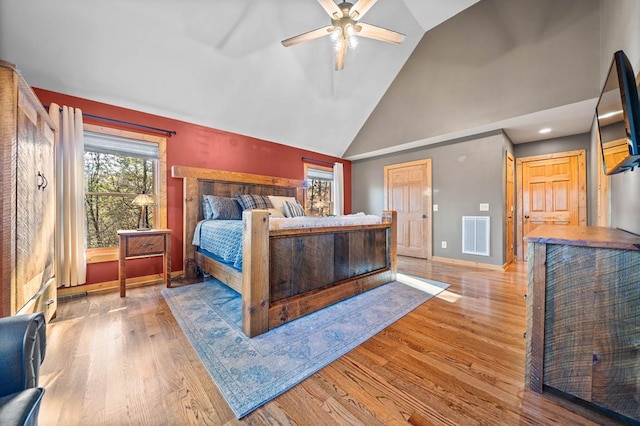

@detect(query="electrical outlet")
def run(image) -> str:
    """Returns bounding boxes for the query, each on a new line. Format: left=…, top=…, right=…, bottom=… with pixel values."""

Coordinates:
left=441, top=241, right=447, bottom=249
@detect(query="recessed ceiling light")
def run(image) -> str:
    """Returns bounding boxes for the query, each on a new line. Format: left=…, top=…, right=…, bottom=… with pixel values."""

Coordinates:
left=539, top=128, right=552, bottom=134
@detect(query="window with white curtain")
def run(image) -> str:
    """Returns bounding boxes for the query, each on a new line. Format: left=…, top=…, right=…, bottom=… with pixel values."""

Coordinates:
left=83, top=125, right=166, bottom=260
left=304, top=165, right=333, bottom=216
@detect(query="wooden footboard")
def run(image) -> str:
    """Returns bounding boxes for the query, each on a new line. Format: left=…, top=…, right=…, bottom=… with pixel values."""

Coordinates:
left=242, top=210, right=397, bottom=337
left=171, top=166, right=397, bottom=337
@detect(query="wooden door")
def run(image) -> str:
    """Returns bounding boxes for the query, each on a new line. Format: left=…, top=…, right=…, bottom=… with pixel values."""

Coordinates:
left=36, top=113, right=56, bottom=282
left=595, top=125, right=610, bottom=226
left=516, top=150, right=586, bottom=258
left=505, top=152, right=515, bottom=265
left=16, top=88, right=55, bottom=312
left=384, top=159, right=432, bottom=259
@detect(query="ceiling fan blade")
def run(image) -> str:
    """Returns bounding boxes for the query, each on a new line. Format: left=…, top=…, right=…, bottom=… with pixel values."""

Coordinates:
left=317, top=0, right=342, bottom=19
left=281, top=26, right=334, bottom=47
left=335, top=41, right=347, bottom=71
left=349, top=0, right=377, bottom=20
left=356, top=22, right=405, bottom=44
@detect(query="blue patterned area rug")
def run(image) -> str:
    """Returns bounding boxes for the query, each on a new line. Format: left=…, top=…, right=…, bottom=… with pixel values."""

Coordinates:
left=162, top=276, right=448, bottom=418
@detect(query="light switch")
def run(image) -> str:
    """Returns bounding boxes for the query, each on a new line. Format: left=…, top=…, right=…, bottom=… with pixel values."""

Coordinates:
left=479, top=203, right=489, bottom=211
left=433, top=204, right=438, bottom=211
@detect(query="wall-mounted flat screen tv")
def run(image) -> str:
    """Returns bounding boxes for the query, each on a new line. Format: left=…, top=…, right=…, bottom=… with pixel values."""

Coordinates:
left=597, top=50, right=640, bottom=175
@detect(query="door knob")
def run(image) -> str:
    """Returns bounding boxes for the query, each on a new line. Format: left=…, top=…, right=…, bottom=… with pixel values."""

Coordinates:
left=422, top=214, right=427, bottom=219
left=524, top=215, right=530, bottom=219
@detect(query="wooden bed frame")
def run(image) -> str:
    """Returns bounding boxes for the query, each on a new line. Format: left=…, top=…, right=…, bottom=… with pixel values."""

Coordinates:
left=171, top=166, right=397, bottom=337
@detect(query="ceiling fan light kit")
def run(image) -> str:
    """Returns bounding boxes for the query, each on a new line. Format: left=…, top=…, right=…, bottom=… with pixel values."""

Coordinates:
left=281, top=0, right=406, bottom=71
left=330, top=24, right=358, bottom=51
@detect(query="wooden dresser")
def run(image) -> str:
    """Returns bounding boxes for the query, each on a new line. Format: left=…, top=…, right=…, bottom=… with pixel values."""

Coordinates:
left=0, top=61, right=58, bottom=321
left=524, top=225, right=640, bottom=422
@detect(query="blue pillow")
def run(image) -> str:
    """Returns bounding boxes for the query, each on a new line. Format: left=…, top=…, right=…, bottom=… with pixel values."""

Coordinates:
left=236, top=194, right=272, bottom=211
left=202, top=195, right=214, bottom=220
left=205, top=195, right=242, bottom=220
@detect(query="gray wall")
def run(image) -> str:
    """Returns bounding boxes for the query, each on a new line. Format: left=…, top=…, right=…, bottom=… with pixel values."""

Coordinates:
left=599, top=0, right=640, bottom=235
left=514, top=133, right=590, bottom=159
left=344, top=0, right=600, bottom=158
left=352, top=131, right=508, bottom=266
left=350, top=0, right=640, bottom=270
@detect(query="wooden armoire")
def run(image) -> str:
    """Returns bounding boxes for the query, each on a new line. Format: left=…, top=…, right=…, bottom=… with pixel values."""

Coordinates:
left=0, top=61, right=57, bottom=321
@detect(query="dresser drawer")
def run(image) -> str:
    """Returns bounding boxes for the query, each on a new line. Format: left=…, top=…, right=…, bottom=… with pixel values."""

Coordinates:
left=125, top=235, right=165, bottom=256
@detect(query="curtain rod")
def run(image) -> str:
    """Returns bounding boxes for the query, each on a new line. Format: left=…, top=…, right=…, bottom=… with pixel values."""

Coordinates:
left=301, top=156, right=336, bottom=167
left=44, top=105, right=177, bottom=136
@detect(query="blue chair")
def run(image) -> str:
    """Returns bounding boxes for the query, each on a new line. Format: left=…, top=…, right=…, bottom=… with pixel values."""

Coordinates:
left=0, top=312, right=46, bottom=426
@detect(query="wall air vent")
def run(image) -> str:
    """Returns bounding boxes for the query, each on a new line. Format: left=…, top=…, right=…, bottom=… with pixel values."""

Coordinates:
left=462, top=216, right=490, bottom=256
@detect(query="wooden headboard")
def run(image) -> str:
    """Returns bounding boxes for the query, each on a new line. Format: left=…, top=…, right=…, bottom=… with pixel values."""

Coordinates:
left=171, top=166, right=306, bottom=276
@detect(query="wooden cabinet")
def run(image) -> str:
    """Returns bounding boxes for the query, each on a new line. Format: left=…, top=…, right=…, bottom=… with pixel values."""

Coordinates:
left=524, top=225, right=640, bottom=422
left=0, top=61, right=57, bottom=321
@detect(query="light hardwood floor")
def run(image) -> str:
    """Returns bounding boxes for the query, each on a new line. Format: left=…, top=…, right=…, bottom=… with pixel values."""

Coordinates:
left=38, top=258, right=625, bottom=425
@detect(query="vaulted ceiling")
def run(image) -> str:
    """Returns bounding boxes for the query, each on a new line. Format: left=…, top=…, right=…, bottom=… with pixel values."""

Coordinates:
left=0, top=0, right=601, bottom=159
left=0, top=0, right=480, bottom=157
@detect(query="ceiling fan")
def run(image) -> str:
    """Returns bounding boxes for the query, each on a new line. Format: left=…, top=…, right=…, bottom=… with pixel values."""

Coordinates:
left=281, top=0, right=406, bottom=71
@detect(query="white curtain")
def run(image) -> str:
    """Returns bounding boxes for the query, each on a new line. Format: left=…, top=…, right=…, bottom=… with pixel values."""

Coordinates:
left=332, top=162, right=344, bottom=216
left=49, top=104, right=86, bottom=287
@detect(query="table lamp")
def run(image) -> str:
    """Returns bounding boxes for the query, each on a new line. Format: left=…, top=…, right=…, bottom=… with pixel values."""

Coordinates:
left=132, top=193, right=155, bottom=230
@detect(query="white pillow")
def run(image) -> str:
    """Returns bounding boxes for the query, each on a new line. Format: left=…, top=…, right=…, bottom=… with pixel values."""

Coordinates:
left=283, top=200, right=306, bottom=218
left=268, top=208, right=285, bottom=218
left=267, top=195, right=298, bottom=215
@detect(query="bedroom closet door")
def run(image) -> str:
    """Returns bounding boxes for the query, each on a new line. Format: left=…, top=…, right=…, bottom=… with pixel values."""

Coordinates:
left=516, top=150, right=586, bottom=259
left=384, top=159, right=432, bottom=259
left=505, top=152, right=515, bottom=265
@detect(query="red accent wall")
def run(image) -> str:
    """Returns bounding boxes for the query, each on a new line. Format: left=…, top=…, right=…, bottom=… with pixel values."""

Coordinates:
left=34, top=88, right=352, bottom=285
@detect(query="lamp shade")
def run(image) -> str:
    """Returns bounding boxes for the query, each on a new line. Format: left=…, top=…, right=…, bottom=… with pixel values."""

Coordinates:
left=132, top=193, right=155, bottom=230
left=132, top=193, right=155, bottom=206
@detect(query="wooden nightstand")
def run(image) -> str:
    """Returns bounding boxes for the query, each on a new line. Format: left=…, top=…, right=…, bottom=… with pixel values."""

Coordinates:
left=118, top=229, right=172, bottom=297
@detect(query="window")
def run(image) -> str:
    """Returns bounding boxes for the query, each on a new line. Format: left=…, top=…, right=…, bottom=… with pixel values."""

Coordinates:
left=304, top=164, right=333, bottom=216
left=84, top=124, right=166, bottom=262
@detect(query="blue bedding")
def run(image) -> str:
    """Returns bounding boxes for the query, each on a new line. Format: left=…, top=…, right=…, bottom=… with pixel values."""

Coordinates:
left=194, top=220, right=244, bottom=270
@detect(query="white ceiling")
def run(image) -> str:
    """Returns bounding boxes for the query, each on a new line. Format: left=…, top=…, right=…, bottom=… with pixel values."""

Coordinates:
left=0, top=0, right=596, bottom=158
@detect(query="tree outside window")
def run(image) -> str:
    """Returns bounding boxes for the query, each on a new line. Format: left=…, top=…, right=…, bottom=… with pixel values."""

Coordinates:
left=305, top=165, right=333, bottom=216
left=84, top=152, right=155, bottom=248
